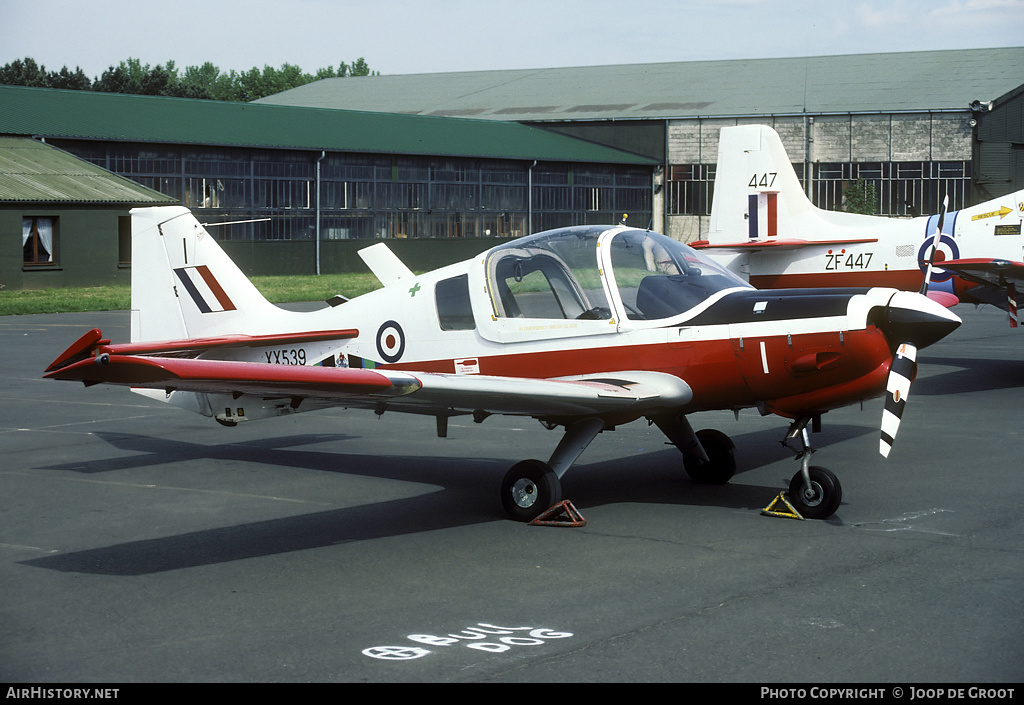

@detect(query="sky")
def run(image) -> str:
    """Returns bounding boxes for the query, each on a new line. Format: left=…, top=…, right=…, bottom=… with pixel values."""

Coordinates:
left=1, top=0, right=1022, bottom=79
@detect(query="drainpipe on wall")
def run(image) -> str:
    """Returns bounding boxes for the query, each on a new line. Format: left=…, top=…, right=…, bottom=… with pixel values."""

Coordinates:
left=805, top=116, right=814, bottom=200
left=316, top=151, right=325, bottom=275
left=528, top=160, right=537, bottom=235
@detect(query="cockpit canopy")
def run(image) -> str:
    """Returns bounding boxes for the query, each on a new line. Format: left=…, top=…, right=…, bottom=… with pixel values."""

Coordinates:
left=484, top=225, right=750, bottom=326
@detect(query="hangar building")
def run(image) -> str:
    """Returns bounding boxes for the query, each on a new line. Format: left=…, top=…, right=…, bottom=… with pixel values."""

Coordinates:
left=2, top=48, right=1021, bottom=287
left=0, top=84, right=655, bottom=285
left=0, top=136, right=175, bottom=289
left=258, top=48, right=1024, bottom=242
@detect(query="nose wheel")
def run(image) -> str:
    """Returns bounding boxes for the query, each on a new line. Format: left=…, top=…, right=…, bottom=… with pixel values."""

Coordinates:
left=788, top=465, right=842, bottom=520
left=783, top=417, right=842, bottom=520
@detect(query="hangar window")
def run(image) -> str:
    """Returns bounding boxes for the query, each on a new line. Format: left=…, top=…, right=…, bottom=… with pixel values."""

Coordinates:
left=667, top=164, right=715, bottom=216
left=184, top=178, right=247, bottom=209
left=811, top=160, right=972, bottom=217
left=22, top=217, right=57, bottom=267
left=118, top=216, right=131, bottom=266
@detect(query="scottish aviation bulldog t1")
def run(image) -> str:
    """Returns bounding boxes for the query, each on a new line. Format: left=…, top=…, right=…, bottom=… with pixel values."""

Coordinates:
left=46, top=206, right=959, bottom=521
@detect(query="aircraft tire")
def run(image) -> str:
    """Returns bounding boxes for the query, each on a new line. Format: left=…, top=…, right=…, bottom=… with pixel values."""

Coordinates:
left=683, top=429, right=736, bottom=484
left=501, top=459, right=562, bottom=522
left=788, top=466, right=842, bottom=520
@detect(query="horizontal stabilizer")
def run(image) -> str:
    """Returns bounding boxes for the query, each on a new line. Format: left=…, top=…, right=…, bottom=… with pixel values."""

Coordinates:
left=44, top=328, right=109, bottom=374
left=691, top=237, right=878, bottom=252
left=44, top=328, right=359, bottom=374
left=99, top=329, right=359, bottom=358
left=44, top=354, right=416, bottom=399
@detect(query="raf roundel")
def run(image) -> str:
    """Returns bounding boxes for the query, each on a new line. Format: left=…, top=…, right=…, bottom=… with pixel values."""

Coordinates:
left=917, top=232, right=959, bottom=284
left=376, top=320, right=406, bottom=363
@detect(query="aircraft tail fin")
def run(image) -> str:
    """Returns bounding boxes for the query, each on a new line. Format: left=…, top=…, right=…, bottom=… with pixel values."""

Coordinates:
left=707, top=125, right=814, bottom=244
left=129, top=206, right=288, bottom=343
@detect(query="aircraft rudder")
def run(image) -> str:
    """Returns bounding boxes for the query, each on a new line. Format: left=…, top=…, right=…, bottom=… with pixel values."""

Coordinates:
left=129, top=206, right=278, bottom=342
left=708, top=125, right=811, bottom=244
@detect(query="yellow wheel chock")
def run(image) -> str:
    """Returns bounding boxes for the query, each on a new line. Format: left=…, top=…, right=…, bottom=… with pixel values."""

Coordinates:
left=761, top=492, right=805, bottom=520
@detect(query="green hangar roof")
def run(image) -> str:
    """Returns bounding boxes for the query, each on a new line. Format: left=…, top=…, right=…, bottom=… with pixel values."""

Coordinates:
left=256, top=48, right=1024, bottom=121
left=0, top=85, right=656, bottom=165
left=0, top=135, right=177, bottom=204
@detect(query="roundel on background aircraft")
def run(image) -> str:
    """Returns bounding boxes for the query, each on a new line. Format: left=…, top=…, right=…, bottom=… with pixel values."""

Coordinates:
left=917, top=233, right=959, bottom=284
left=917, top=209, right=960, bottom=285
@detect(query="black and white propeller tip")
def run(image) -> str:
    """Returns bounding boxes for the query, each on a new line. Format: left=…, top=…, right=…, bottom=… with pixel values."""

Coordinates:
left=880, top=341, right=917, bottom=458
left=878, top=214, right=962, bottom=457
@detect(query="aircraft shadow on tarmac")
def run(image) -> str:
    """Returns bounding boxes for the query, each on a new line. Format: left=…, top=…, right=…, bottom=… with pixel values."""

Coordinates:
left=23, top=423, right=873, bottom=576
left=913, top=354, right=1024, bottom=396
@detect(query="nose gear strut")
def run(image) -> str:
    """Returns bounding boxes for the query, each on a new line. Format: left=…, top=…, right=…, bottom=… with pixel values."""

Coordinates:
left=779, top=416, right=842, bottom=520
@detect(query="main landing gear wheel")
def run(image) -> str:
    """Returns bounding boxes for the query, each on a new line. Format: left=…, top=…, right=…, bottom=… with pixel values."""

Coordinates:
left=501, top=459, right=562, bottom=522
left=788, top=466, right=842, bottom=520
left=683, top=429, right=736, bottom=484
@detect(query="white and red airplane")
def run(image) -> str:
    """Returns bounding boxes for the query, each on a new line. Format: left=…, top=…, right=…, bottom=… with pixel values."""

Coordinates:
left=695, top=124, right=1024, bottom=324
left=44, top=206, right=960, bottom=521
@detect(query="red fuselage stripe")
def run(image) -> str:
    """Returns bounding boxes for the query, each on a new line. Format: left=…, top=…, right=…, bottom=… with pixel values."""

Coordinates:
left=386, top=327, right=892, bottom=414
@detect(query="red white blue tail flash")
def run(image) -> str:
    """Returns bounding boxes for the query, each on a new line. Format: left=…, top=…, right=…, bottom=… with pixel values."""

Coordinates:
left=174, top=265, right=236, bottom=313
left=880, top=344, right=917, bottom=458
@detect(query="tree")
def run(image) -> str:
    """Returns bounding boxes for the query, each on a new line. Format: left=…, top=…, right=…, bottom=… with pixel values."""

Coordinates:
left=349, top=58, right=374, bottom=77
left=48, top=66, right=92, bottom=91
left=176, top=62, right=218, bottom=100
left=0, top=58, right=92, bottom=90
left=1, top=56, right=377, bottom=101
left=844, top=178, right=878, bottom=215
left=93, top=58, right=147, bottom=94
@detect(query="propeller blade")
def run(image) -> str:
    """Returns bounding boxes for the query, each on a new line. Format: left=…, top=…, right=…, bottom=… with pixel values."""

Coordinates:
left=919, top=196, right=949, bottom=295
left=880, top=342, right=918, bottom=457
left=1008, top=282, right=1018, bottom=329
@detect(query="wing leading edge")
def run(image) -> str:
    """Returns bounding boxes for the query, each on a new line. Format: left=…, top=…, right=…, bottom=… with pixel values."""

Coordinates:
left=937, top=258, right=1024, bottom=289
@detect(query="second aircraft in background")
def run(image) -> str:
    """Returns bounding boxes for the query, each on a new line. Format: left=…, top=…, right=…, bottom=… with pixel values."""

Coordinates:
left=695, top=124, right=1024, bottom=325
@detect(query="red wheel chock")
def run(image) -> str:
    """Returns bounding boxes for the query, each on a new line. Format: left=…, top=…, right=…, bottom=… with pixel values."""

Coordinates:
left=529, top=500, right=587, bottom=527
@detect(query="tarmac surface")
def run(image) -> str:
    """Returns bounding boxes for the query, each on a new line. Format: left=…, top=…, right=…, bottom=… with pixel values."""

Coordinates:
left=2, top=304, right=1022, bottom=683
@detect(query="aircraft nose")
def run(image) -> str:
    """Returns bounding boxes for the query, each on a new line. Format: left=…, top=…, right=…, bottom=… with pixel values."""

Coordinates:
left=879, top=290, right=961, bottom=350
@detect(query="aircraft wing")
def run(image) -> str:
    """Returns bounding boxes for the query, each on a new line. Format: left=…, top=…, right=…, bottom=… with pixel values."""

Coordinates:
left=936, top=258, right=1024, bottom=289
left=690, top=237, right=877, bottom=252
left=45, top=339, right=693, bottom=419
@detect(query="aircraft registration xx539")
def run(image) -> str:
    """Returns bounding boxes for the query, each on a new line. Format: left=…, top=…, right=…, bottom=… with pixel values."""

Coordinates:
left=45, top=206, right=960, bottom=521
